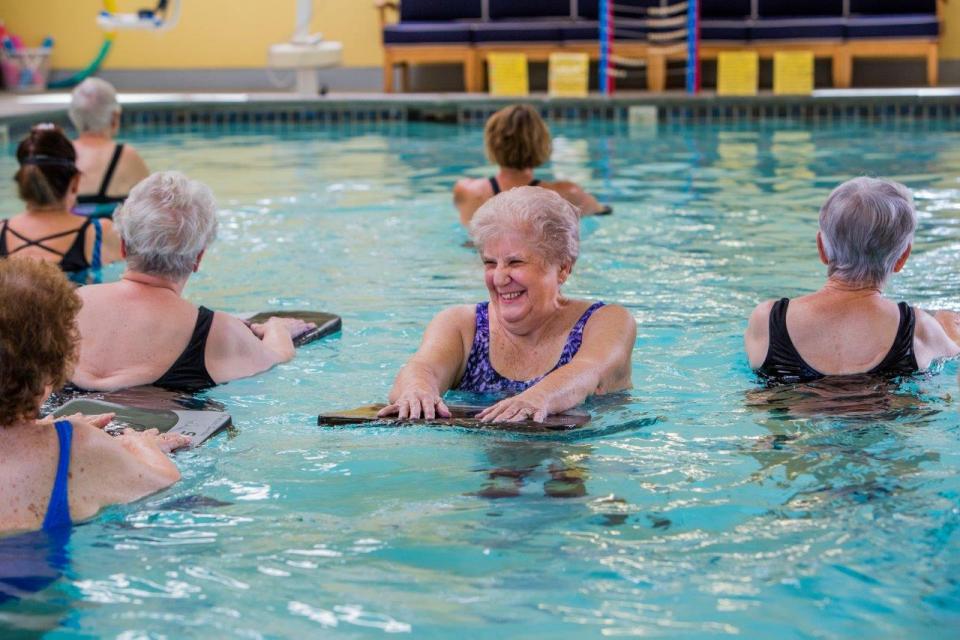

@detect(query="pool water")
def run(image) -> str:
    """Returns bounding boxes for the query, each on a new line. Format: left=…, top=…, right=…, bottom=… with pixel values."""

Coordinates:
left=3, top=119, right=960, bottom=638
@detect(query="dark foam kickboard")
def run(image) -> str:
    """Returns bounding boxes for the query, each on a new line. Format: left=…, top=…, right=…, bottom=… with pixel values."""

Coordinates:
left=318, top=403, right=590, bottom=433
left=51, top=399, right=231, bottom=446
left=243, top=311, right=342, bottom=347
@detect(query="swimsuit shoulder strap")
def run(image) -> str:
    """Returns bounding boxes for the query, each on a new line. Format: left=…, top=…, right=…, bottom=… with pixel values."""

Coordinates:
left=60, top=217, right=95, bottom=272
left=42, top=420, right=74, bottom=532
left=758, top=298, right=822, bottom=382
left=555, top=301, right=605, bottom=368
left=868, top=302, right=920, bottom=376
left=2, top=220, right=93, bottom=259
left=153, top=306, right=217, bottom=391
left=0, top=219, right=7, bottom=256
left=488, top=177, right=501, bottom=195
left=98, top=143, right=125, bottom=198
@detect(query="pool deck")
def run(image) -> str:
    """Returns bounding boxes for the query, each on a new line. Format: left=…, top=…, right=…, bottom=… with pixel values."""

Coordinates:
left=0, top=87, right=958, bottom=133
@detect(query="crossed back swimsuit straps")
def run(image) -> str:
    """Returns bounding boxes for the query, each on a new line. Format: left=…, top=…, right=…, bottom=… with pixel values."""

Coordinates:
left=757, top=297, right=919, bottom=384
left=0, top=217, right=102, bottom=277
left=455, top=301, right=604, bottom=395
left=76, top=143, right=126, bottom=212
left=489, top=176, right=540, bottom=195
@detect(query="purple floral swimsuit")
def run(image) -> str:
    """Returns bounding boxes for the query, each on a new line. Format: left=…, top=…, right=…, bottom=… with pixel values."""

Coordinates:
left=454, top=301, right=605, bottom=395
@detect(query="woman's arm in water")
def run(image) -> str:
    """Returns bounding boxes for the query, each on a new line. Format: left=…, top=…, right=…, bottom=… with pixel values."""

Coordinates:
left=547, top=181, right=604, bottom=217
left=378, top=305, right=472, bottom=420
left=205, top=314, right=315, bottom=384
left=477, top=304, right=636, bottom=423
left=68, top=417, right=188, bottom=520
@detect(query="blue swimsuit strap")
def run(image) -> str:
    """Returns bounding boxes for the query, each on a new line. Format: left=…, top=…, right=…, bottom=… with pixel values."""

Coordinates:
left=42, top=420, right=73, bottom=532
left=91, top=218, right=102, bottom=271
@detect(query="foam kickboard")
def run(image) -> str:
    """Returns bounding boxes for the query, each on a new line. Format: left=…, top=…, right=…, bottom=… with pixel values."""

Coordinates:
left=242, top=311, right=342, bottom=347
left=51, top=398, right=231, bottom=446
left=317, top=403, right=590, bottom=433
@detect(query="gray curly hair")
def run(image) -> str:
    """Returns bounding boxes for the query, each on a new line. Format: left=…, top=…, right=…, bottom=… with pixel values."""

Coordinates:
left=115, top=171, right=219, bottom=280
left=470, top=186, right=580, bottom=268
left=819, top=177, right=916, bottom=288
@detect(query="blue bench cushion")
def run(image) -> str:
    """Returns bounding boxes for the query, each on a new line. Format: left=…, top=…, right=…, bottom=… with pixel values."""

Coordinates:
left=489, top=0, right=570, bottom=20
left=757, top=0, right=843, bottom=17
left=561, top=21, right=601, bottom=41
left=849, top=0, right=937, bottom=14
left=399, top=0, right=481, bottom=22
left=383, top=22, right=473, bottom=44
left=750, top=17, right=845, bottom=40
left=701, top=19, right=749, bottom=41
left=845, top=14, right=939, bottom=38
left=701, top=0, right=752, bottom=18
left=472, top=21, right=563, bottom=43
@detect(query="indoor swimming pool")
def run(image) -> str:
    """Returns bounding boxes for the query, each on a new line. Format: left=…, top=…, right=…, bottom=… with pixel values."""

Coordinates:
left=2, top=118, right=959, bottom=638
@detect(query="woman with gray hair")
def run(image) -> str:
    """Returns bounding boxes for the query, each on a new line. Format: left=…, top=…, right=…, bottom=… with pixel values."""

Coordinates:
left=71, top=171, right=314, bottom=392
left=70, top=78, right=149, bottom=217
left=745, top=177, right=960, bottom=384
left=380, top=186, right=635, bottom=423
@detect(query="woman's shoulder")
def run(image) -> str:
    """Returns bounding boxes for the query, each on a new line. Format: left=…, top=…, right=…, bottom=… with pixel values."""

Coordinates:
left=571, top=300, right=634, bottom=333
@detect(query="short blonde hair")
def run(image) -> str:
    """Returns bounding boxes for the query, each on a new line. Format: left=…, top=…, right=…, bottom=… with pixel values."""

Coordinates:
left=470, top=186, right=579, bottom=267
left=484, top=104, right=552, bottom=170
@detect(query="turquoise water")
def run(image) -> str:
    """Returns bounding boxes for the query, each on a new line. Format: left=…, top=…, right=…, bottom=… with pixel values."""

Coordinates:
left=3, top=120, right=960, bottom=638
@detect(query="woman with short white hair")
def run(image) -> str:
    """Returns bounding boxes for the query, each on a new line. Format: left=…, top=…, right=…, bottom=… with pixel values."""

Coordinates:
left=381, top=186, right=635, bottom=422
left=72, top=171, right=314, bottom=392
left=745, top=177, right=960, bottom=383
left=70, top=78, right=149, bottom=216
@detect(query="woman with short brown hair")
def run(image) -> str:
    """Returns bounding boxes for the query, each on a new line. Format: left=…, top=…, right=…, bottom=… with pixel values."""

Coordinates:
left=0, top=258, right=187, bottom=536
left=453, top=104, right=607, bottom=226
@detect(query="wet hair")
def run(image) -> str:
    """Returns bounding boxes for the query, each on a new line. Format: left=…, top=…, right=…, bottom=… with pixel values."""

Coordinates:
left=115, top=171, right=219, bottom=280
left=470, top=186, right=579, bottom=268
left=0, top=258, right=81, bottom=426
left=484, top=104, right=552, bottom=170
left=69, top=77, right=120, bottom=134
left=14, top=124, right=78, bottom=207
left=819, top=177, right=917, bottom=288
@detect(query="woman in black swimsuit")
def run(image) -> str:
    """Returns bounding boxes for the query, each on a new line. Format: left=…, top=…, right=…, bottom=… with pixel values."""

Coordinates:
left=71, top=171, right=314, bottom=393
left=453, top=104, right=609, bottom=226
left=745, top=177, right=960, bottom=384
left=0, top=125, right=122, bottom=283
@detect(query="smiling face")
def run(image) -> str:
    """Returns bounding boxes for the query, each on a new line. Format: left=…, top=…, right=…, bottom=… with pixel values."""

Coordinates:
left=481, top=228, right=569, bottom=332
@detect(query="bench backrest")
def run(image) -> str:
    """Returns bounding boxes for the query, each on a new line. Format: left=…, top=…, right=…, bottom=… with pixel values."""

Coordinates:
left=489, top=0, right=571, bottom=20
left=400, top=0, right=482, bottom=22
left=578, top=0, right=665, bottom=20
left=849, top=0, right=937, bottom=13
left=757, top=0, right=843, bottom=17
left=701, top=0, right=752, bottom=19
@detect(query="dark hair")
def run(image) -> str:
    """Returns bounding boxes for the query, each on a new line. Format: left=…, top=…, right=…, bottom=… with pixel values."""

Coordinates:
left=484, top=104, right=552, bottom=170
left=0, top=258, right=81, bottom=426
left=14, top=124, right=78, bottom=207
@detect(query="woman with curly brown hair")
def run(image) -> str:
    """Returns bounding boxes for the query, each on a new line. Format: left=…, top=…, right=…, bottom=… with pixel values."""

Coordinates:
left=453, top=104, right=607, bottom=226
left=0, top=124, right=122, bottom=283
left=0, top=259, right=188, bottom=536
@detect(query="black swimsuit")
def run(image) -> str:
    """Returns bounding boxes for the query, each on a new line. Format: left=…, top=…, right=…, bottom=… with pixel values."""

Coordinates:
left=757, top=297, right=919, bottom=384
left=489, top=176, right=540, bottom=195
left=0, top=217, right=102, bottom=276
left=76, top=144, right=126, bottom=217
left=153, top=306, right=217, bottom=392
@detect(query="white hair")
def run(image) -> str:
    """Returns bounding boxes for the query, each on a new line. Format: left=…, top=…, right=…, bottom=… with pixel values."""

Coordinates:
left=69, top=77, right=120, bottom=134
left=115, top=172, right=219, bottom=280
left=470, top=186, right=580, bottom=267
left=819, top=177, right=916, bottom=288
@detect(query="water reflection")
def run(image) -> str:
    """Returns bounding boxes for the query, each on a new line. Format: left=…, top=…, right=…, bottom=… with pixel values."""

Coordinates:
left=472, top=441, right=592, bottom=500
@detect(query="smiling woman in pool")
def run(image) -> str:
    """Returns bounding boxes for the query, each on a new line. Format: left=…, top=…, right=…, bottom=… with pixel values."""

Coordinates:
left=380, top=186, right=635, bottom=423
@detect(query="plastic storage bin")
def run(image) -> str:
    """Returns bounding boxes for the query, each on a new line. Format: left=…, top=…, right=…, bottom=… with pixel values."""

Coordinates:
left=1, top=47, right=51, bottom=92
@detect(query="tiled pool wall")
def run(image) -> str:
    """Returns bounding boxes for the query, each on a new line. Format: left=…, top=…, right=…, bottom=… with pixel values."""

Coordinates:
left=1, top=94, right=959, bottom=138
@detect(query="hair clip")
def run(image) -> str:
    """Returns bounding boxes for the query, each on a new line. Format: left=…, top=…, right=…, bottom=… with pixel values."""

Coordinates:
left=32, top=122, right=57, bottom=131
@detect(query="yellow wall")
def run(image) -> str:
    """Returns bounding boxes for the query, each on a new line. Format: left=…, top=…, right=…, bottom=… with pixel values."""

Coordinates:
left=2, top=0, right=960, bottom=69
left=0, top=0, right=385, bottom=69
